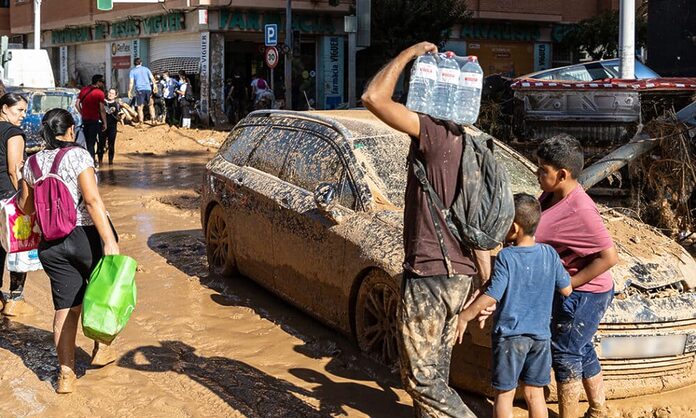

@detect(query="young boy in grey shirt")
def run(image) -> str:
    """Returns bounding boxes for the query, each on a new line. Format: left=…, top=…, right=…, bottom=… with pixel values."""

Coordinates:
left=456, top=193, right=572, bottom=418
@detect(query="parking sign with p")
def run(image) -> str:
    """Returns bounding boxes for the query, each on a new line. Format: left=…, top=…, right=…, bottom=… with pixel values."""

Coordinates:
left=265, top=24, right=278, bottom=47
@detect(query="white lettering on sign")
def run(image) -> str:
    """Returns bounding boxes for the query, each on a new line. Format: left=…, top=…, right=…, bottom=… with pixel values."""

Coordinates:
left=460, top=72, right=483, bottom=88
left=200, top=32, right=210, bottom=119
left=59, top=46, right=68, bottom=86
left=438, top=68, right=459, bottom=85
left=414, top=63, right=437, bottom=81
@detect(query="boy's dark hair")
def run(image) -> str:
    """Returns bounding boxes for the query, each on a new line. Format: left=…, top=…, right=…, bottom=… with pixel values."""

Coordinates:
left=536, top=134, right=584, bottom=178
left=134, top=57, right=142, bottom=66
left=513, top=193, right=541, bottom=236
left=91, top=74, right=104, bottom=85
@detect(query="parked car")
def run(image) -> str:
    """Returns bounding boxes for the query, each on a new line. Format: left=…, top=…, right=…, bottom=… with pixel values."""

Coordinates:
left=523, top=58, right=660, bottom=81
left=7, top=87, right=82, bottom=153
left=201, top=109, right=696, bottom=400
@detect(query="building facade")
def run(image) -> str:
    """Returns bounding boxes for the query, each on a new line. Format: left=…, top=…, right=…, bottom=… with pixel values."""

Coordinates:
left=444, top=0, right=622, bottom=77
left=8, top=0, right=350, bottom=122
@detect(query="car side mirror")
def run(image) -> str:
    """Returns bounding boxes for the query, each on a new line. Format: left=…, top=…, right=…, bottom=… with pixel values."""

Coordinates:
left=314, top=182, right=343, bottom=223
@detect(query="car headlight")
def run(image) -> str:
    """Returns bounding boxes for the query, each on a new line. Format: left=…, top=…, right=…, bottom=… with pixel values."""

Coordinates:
left=599, top=335, right=687, bottom=359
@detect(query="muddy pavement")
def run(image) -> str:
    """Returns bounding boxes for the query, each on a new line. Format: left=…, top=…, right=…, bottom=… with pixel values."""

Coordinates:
left=0, top=124, right=693, bottom=417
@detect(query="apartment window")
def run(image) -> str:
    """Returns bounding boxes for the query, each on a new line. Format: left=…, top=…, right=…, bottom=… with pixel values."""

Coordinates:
left=0, top=0, right=9, bottom=7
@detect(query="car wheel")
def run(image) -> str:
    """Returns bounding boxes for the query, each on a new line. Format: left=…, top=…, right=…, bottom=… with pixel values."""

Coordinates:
left=355, top=270, right=400, bottom=366
left=205, top=205, right=236, bottom=276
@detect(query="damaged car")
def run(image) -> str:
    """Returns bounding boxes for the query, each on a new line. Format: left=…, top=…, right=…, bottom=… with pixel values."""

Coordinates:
left=200, top=109, right=696, bottom=400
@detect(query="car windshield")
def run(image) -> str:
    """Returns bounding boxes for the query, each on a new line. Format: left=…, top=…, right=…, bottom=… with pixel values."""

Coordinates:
left=352, top=134, right=540, bottom=210
left=31, top=93, right=72, bottom=114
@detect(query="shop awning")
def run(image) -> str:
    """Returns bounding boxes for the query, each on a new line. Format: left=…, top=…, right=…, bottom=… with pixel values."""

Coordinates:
left=149, top=57, right=200, bottom=76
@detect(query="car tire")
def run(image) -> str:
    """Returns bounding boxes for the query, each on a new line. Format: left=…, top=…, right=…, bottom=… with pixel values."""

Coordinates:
left=205, top=205, right=237, bottom=276
left=355, top=270, right=400, bottom=366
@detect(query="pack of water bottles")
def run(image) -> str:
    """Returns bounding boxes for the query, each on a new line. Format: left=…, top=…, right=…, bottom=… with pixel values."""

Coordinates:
left=406, top=51, right=483, bottom=125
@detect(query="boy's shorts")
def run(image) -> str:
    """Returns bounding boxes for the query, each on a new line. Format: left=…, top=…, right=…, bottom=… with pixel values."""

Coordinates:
left=492, top=336, right=551, bottom=391
left=135, top=90, right=152, bottom=107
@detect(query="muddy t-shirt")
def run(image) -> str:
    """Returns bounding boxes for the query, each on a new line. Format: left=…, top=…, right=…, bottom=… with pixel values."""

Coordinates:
left=403, top=114, right=476, bottom=277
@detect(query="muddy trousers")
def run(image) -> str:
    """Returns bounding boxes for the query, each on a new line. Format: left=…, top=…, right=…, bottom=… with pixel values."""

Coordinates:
left=398, top=273, right=475, bottom=418
left=0, top=246, right=26, bottom=300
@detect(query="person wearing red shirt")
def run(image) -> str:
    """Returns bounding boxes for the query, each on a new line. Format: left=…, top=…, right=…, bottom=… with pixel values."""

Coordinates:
left=76, top=75, right=107, bottom=165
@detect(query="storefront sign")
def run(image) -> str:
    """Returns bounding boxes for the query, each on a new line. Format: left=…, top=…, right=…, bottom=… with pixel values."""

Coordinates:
left=143, top=13, right=185, bottom=35
left=320, top=36, right=344, bottom=110
left=111, top=41, right=132, bottom=70
left=51, top=12, right=185, bottom=45
left=534, top=43, right=551, bottom=72
left=52, top=27, right=91, bottom=45
left=131, top=39, right=140, bottom=63
left=200, top=32, right=210, bottom=123
left=461, top=23, right=540, bottom=42
left=219, top=10, right=337, bottom=34
left=59, top=46, right=68, bottom=86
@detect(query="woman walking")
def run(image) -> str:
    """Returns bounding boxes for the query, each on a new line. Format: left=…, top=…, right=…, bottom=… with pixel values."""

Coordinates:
left=97, top=88, right=120, bottom=166
left=177, top=74, right=193, bottom=128
left=0, top=93, right=30, bottom=316
left=17, top=108, right=119, bottom=393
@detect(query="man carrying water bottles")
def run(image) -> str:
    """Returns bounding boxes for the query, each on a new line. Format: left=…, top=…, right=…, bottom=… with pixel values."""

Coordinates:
left=362, top=42, right=491, bottom=417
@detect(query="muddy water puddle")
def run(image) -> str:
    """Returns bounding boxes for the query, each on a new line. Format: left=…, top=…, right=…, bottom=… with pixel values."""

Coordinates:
left=0, top=140, right=694, bottom=417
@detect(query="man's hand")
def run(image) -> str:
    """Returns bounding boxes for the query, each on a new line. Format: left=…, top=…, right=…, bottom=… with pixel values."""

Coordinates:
left=406, top=41, right=438, bottom=60
left=455, top=313, right=469, bottom=344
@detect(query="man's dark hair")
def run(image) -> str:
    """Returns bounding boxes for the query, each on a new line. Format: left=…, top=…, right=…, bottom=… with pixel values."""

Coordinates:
left=91, top=74, right=104, bottom=85
left=134, top=57, right=142, bottom=66
left=163, top=70, right=169, bottom=75
left=536, top=134, right=584, bottom=178
left=513, top=193, right=541, bottom=236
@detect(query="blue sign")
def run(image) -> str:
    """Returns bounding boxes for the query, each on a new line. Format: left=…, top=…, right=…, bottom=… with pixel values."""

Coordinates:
left=265, top=24, right=278, bottom=47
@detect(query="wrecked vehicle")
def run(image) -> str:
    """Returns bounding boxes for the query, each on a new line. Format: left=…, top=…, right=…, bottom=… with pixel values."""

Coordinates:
left=200, top=109, right=696, bottom=400
left=481, top=60, right=696, bottom=156
left=7, top=87, right=82, bottom=154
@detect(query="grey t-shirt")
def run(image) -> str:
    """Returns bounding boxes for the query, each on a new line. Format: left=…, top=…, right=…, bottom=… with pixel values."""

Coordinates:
left=485, top=243, right=571, bottom=340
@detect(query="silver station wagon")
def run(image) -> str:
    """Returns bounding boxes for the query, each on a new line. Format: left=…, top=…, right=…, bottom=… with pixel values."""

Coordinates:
left=200, top=109, right=696, bottom=400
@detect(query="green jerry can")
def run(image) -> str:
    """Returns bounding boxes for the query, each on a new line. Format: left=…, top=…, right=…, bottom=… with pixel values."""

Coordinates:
left=82, top=255, right=138, bottom=345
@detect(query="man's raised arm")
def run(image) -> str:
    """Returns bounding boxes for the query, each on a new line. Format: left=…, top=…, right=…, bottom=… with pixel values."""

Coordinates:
left=361, top=42, right=438, bottom=138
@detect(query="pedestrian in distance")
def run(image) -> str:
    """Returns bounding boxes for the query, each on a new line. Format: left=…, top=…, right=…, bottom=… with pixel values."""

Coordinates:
left=535, top=135, right=618, bottom=418
left=128, top=57, right=158, bottom=125
left=160, top=70, right=179, bottom=126
left=75, top=74, right=108, bottom=164
left=362, top=42, right=493, bottom=417
left=456, top=193, right=573, bottom=418
left=97, top=88, right=120, bottom=166
left=16, top=108, right=119, bottom=394
left=177, top=74, right=194, bottom=129
left=0, top=93, right=30, bottom=316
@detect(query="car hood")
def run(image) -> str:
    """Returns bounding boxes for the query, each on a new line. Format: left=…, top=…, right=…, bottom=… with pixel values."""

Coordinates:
left=603, top=209, right=696, bottom=293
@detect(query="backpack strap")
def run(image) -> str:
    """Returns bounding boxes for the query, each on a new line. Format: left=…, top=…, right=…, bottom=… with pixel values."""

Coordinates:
left=28, top=154, right=43, bottom=180
left=49, top=147, right=75, bottom=175
left=410, top=154, right=455, bottom=277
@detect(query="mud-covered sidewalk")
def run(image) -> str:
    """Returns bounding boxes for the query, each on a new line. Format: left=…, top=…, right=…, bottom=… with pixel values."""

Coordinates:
left=0, top=124, right=693, bottom=417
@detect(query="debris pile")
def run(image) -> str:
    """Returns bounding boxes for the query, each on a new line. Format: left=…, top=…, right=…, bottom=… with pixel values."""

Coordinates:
left=629, top=112, right=696, bottom=248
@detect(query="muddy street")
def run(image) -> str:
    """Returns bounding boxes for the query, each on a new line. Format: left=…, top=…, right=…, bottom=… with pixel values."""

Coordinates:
left=0, top=125, right=694, bottom=417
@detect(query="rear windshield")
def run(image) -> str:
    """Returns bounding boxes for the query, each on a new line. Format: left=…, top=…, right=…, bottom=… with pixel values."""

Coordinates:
left=31, top=93, right=72, bottom=114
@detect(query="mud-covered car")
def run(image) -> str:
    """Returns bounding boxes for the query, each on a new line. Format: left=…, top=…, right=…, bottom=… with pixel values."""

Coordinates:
left=201, top=110, right=696, bottom=400
left=7, top=87, right=82, bottom=153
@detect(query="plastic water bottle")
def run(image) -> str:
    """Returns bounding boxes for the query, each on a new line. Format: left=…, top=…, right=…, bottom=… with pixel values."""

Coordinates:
left=406, top=53, right=438, bottom=114
left=453, top=56, right=484, bottom=125
left=431, top=52, right=461, bottom=121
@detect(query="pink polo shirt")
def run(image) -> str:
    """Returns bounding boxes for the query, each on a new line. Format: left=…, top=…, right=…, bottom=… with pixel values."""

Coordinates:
left=536, top=186, right=614, bottom=293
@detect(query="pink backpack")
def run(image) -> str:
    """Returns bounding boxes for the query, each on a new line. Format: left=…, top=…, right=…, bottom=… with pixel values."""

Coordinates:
left=28, top=147, right=79, bottom=241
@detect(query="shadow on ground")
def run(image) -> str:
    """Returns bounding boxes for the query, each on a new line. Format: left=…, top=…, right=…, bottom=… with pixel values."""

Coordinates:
left=0, top=317, right=92, bottom=388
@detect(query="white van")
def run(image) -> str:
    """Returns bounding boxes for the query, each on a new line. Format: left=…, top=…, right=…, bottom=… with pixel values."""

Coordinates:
left=2, top=49, right=55, bottom=88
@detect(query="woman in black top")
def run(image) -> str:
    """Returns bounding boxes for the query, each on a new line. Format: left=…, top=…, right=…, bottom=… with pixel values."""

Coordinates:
left=0, top=93, right=29, bottom=316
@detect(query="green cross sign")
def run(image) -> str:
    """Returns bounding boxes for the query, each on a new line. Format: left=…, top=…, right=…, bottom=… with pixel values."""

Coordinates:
left=97, top=0, right=112, bottom=10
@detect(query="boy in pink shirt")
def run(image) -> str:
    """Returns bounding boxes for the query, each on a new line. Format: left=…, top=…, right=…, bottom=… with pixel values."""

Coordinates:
left=534, top=135, right=618, bottom=418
